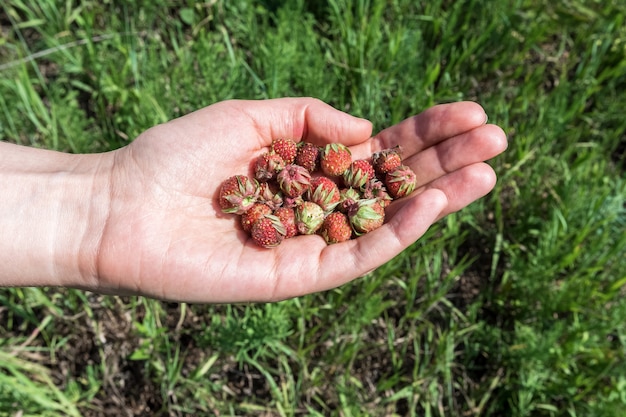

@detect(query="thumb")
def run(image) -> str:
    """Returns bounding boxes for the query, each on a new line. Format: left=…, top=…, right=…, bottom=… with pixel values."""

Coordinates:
left=269, top=188, right=448, bottom=299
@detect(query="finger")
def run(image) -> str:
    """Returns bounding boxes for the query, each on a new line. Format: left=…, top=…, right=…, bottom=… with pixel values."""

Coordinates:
left=404, top=123, right=507, bottom=187
left=350, top=101, right=488, bottom=159
left=284, top=188, right=448, bottom=297
left=234, top=97, right=374, bottom=146
left=420, top=162, right=498, bottom=219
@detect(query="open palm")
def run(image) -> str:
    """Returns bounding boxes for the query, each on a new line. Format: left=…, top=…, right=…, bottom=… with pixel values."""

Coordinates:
left=95, top=98, right=506, bottom=303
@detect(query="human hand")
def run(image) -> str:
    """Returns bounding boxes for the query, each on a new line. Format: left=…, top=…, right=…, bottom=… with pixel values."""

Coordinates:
left=91, top=98, right=506, bottom=303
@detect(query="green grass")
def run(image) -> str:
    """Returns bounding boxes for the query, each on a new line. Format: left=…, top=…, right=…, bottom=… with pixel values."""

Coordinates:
left=1, top=0, right=625, bottom=415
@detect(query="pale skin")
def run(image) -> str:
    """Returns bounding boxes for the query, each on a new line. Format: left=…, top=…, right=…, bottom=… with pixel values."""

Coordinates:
left=0, top=97, right=507, bottom=303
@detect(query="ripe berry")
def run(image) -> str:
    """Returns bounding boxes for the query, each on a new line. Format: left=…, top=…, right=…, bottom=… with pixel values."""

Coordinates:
left=372, top=145, right=403, bottom=174
left=320, top=212, right=352, bottom=244
left=271, top=138, right=298, bottom=164
left=343, top=159, right=375, bottom=189
left=308, top=176, right=341, bottom=212
left=295, top=142, right=321, bottom=172
left=251, top=215, right=286, bottom=248
left=274, top=206, right=297, bottom=239
left=241, top=203, right=272, bottom=233
left=219, top=175, right=259, bottom=214
left=385, top=165, right=417, bottom=199
left=320, top=143, right=352, bottom=177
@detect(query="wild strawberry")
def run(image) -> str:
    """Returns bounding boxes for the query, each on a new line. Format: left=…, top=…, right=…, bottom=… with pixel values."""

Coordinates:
left=348, top=199, right=385, bottom=234
left=254, top=152, right=285, bottom=181
left=274, top=206, right=297, bottom=239
left=338, top=187, right=361, bottom=213
left=294, top=201, right=325, bottom=235
left=320, top=143, right=352, bottom=177
left=277, top=164, right=312, bottom=198
left=308, top=176, right=341, bottom=212
left=343, top=159, right=375, bottom=189
left=271, top=138, right=298, bottom=164
left=362, top=178, right=393, bottom=208
left=251, top=215, right=286, bottom=248
left=258, top=181, right=283, bottom=210
left=219, top=175, right=259, bottom=214
left=372, top=145, right=403, bottom=174
left=241, top=203, right=272, bottom=233
left=320, top=212, right=352, bottom=244
left=385, top=165, right=417, bottom=199
left=295, top=142, right=321, bottom=172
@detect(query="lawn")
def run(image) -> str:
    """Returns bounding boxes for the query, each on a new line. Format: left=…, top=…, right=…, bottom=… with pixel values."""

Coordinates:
left=1, top=0, right=625, bottom=416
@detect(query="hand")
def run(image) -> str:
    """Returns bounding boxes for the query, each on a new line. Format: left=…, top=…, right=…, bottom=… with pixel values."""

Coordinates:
left=86, top=98, right=506, bottom=303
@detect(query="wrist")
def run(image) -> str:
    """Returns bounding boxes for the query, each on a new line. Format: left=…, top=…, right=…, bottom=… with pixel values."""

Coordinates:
left=0, top=142, right=113, bottom=289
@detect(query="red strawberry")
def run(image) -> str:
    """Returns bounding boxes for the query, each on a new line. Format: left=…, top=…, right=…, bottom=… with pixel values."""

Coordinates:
left=251, top=215, right=286, bottom=248
left=295, top=142, right=321, bottom=172
left=308, top=176, right=341, bottom=212
left=271, top=138, right=298, bottom=164
left=254, top=152, right=285, bottom=181
left=219, top=175, right=259, bottom=214
left=343, top=159, right=375, bottom=189
left=372, top=145, right=403, bottom=175
left=348, top=199, right=385, bottom=234
left=274, top=206, right=297, bottom=239
left=294, top=201, right=325, bottom=235
left=277, top=164, right=312, bottom=198
left=241, top=203, right=272, bottom=233
left=320, top=212, right=352, bottom=244
left=385, top=165, right=417, bottom=199
left=320, top=143, right=352, bottom=177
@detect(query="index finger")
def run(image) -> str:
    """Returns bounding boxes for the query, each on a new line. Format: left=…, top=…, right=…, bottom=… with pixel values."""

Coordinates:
left=350, top=101, right=488, bottom=159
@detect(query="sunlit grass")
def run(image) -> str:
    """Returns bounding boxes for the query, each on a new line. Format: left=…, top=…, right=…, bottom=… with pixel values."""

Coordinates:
left=1, top=0, right=625, bottom=415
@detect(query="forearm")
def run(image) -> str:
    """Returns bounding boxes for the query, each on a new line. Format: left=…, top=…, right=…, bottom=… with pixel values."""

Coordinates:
left=0, top=141, right=112, bottom=289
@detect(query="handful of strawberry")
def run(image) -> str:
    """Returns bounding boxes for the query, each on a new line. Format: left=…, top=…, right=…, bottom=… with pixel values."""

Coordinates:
left=219, top=139, right=417, bottom=248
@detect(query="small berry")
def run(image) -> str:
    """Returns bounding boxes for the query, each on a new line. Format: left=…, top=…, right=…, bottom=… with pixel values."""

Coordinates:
left=241, top=203, right=272, bottom=233
left=348, top=199, right=385, bottom=234
left=254, top=152, right=285, bottom=181
left=320, top=143, right=352, bottom=177
left=251, top=215, right=286, bottom=248
left=219, top=175, right=259, bottom=214
left=343, top=159, right=375, bottom=189
left=385, top=165, right=417, bottom=199
left=372, top=145, right=403, bottom=174
left=277, top=164, right=312, bottom=198
left=338, top=187, right=361, bottom=213
left=320, top=212, right=352, bottom=244
left=271, top=138, right=298, bottom=164
left=295, top=142, right=321, bottom=172
left=362, top=178, right=393, bottom=208
left=274, top=207, right=297, bottom=239
left=258, top=182, right=283, bottom=210
left=294, top=201, right=325, bottom=235
left=308, top=176, right=341, bottom=212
